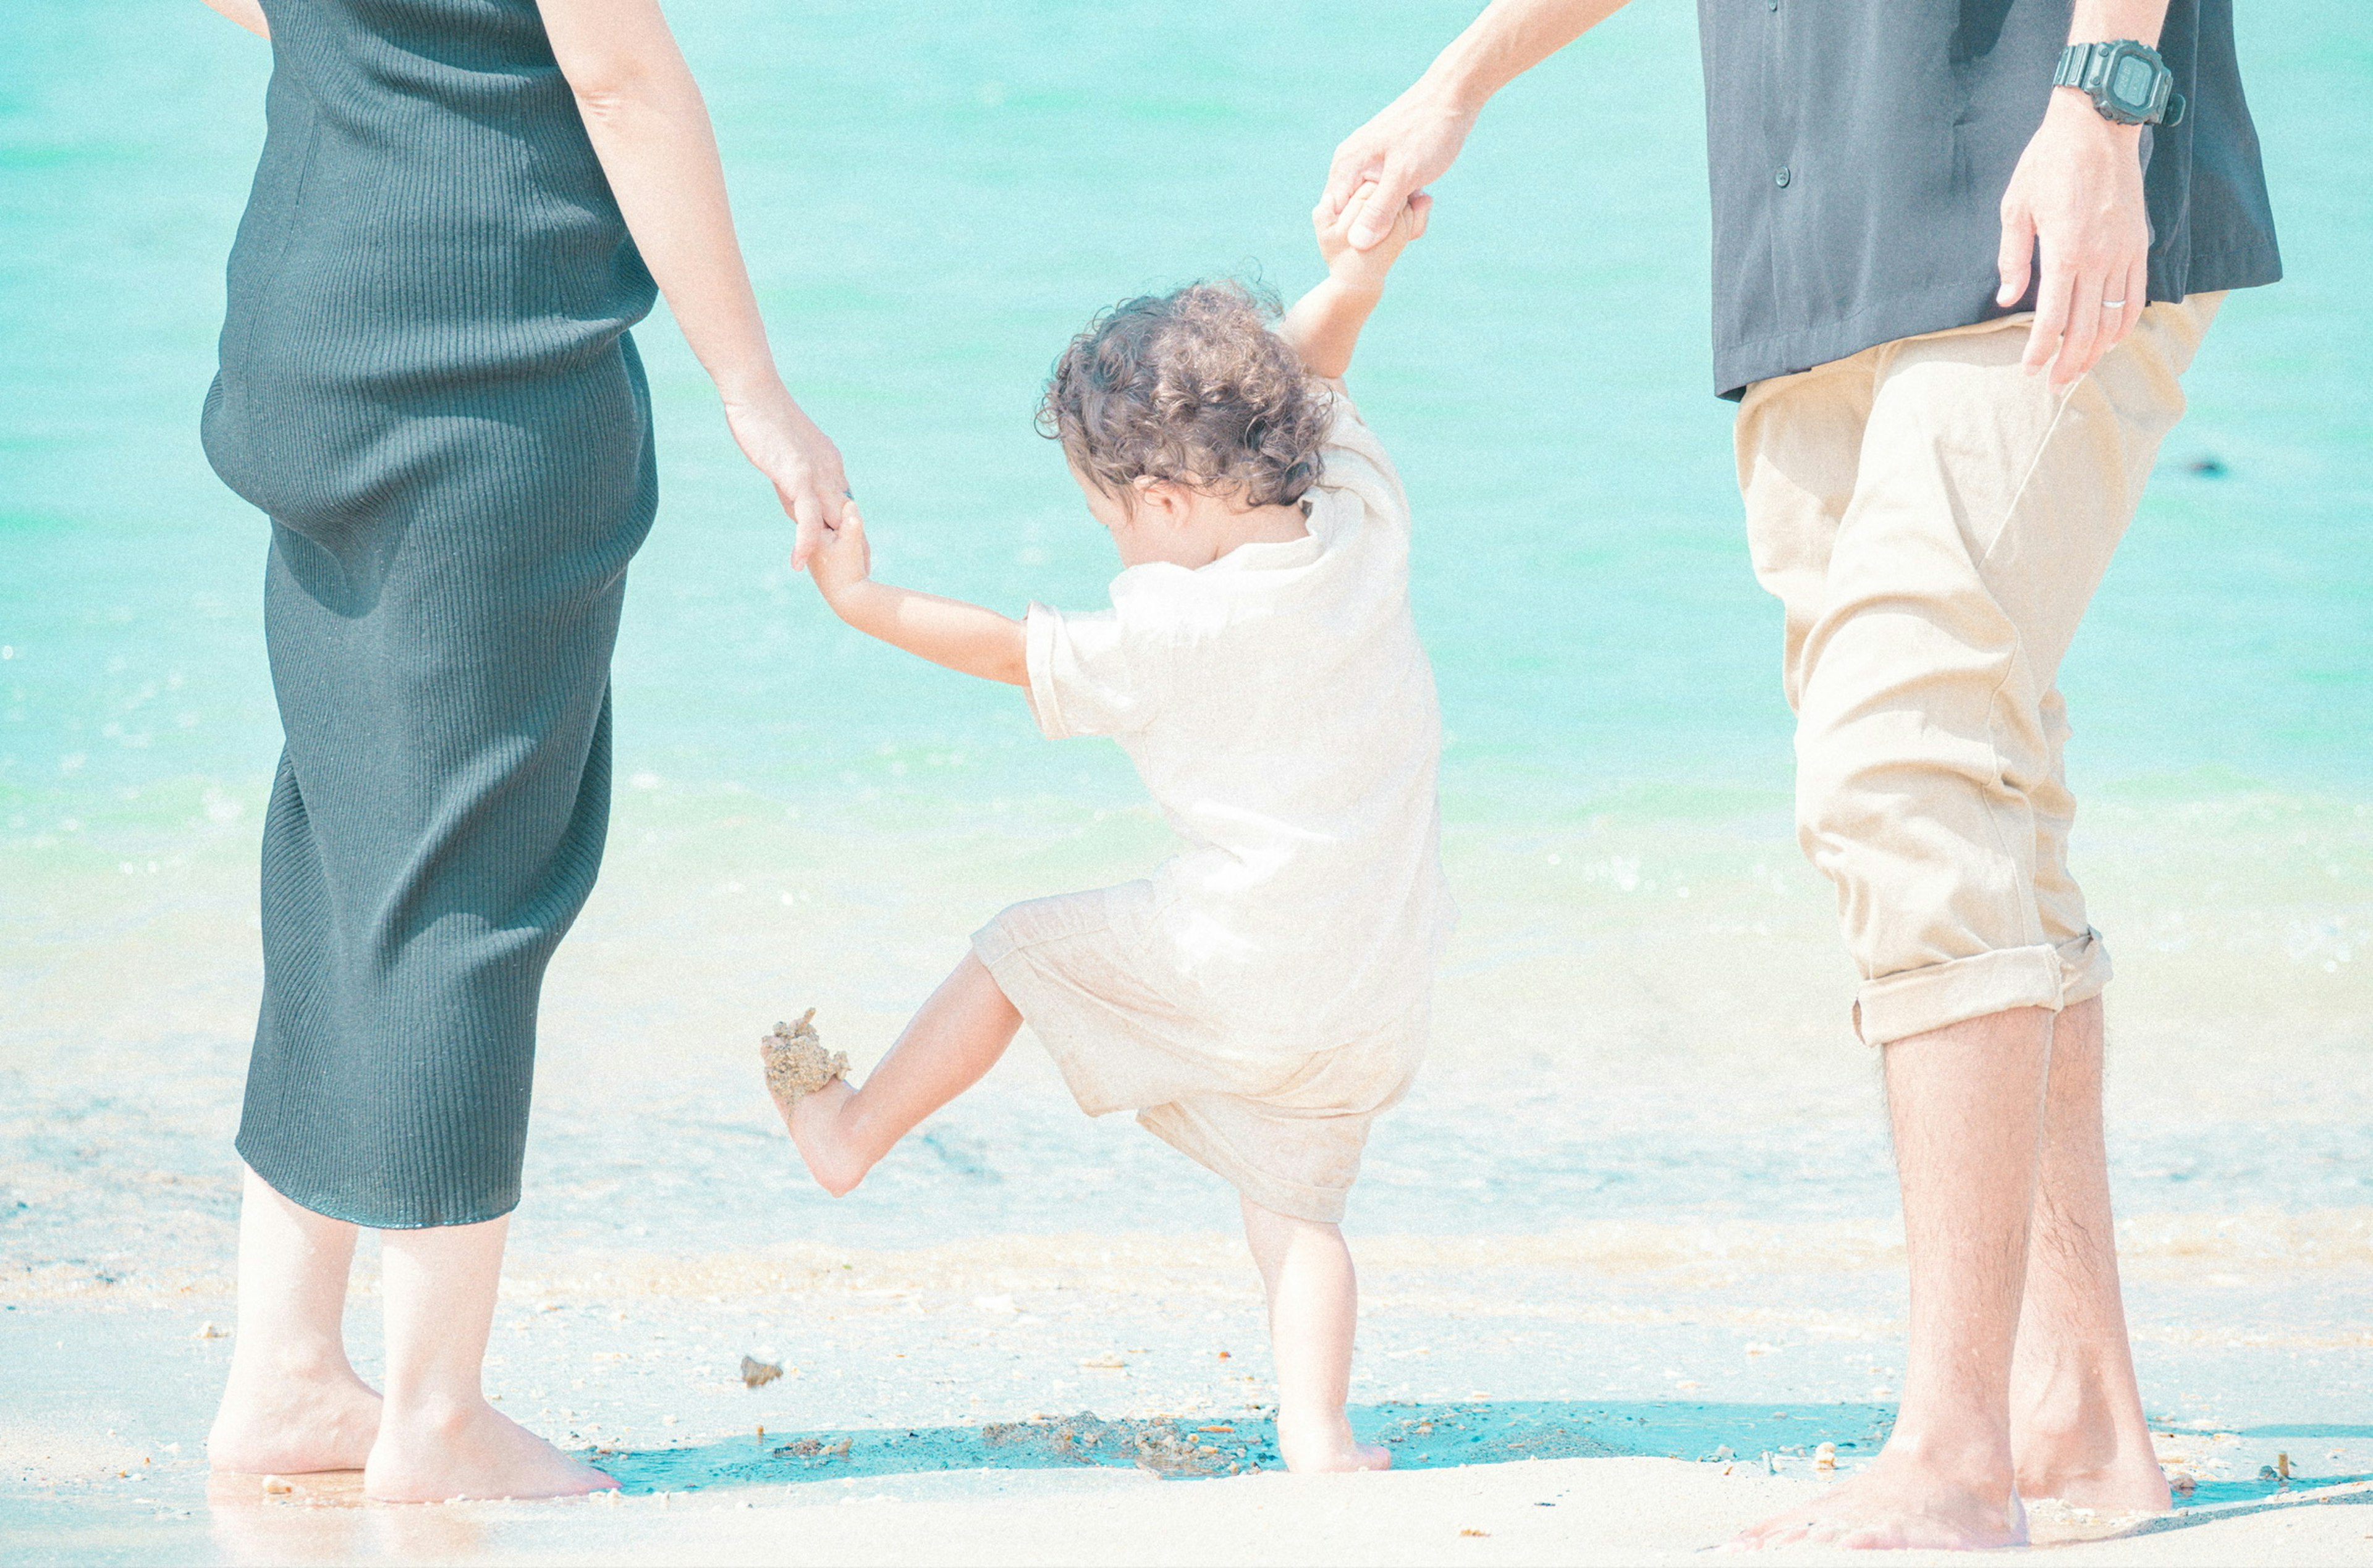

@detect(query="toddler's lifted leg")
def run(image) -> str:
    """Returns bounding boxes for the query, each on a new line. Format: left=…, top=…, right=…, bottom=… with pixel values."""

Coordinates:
left=770, top=954, right=1021, bottom=1196
left=1240, top=1195, right=1390, bottom=1473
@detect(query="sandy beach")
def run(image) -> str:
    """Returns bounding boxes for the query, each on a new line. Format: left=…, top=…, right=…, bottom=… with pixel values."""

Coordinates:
left=7, top=797, right=2372, bottom=1564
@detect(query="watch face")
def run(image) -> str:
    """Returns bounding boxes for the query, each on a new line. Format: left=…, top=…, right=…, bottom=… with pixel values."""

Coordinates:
left=2110, top=53, right=2157, bottom=109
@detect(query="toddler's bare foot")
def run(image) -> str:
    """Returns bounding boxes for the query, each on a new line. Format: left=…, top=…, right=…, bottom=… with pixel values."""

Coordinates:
left=209, top=1360, right=382, bottom=1475
left=787, top=1079, right=874, bottom=1195
left=760, top=1011, right=848, bottom=1115
left=1275, top=1410, right=1391, bottom=1473
left=759, top=1011, right=872, bottom=1195
left=364, top=1397, right=615, bottom=1502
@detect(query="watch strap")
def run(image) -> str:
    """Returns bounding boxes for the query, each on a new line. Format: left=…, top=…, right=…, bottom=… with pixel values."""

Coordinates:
left=2054, top=40, right=2178, bottom=127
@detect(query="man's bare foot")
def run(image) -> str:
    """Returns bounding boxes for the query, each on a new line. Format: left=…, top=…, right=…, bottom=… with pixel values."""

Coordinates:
left=1275, top=1411, right=1391, bottom=1473
left=209, top=1362, right=383, bottom=1475
left=2015, top=1435, right=2172, bottom=1515
left=364, top=1397, right=615, bottom=1502
left=1727, top=1444, right=2025, bottom=1551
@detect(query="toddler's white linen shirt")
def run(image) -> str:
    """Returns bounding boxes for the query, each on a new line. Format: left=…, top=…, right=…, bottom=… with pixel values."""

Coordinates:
left=1021, top=395, right=1452, bottom=1055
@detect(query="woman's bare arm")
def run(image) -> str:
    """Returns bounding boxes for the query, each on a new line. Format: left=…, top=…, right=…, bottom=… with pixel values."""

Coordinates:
left=536, top=0, right=850, bottom=560
left=199, top=0, right=269, bottom=39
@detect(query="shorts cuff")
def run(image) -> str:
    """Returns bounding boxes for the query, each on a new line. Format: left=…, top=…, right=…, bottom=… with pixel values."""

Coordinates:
left=1855, top=944, right=2064, bottom=1045
left=2056, top=928, right=2113, bottom=1009
left=1136, top=1102, right=1349, bottom=1224
left=970, top=924, right=1128, bottom=1118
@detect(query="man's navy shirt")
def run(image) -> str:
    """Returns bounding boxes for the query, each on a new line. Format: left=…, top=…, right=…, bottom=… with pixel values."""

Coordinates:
left=1696, top=0, right=2282, bottom=397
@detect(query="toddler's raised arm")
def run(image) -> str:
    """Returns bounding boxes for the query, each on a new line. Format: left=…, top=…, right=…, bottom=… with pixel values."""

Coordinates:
left=1279, top=184, right=1431, bottom=381
left=806, top=506, right=1028, bottom=686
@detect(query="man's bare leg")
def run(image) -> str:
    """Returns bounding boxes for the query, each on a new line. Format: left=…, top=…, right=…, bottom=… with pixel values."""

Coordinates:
left=1240, top=1196, right=1390, bottom=1473
left=2009, top=995, right=2172, bottom=1511
left=208, top=1166, right=383, bottom=1474
left=785, top=953, right=1022, bottom=1196
left=1732, top=1006, right=2052, bottom=1551
left=363, top=1212, right=617, bottom=1501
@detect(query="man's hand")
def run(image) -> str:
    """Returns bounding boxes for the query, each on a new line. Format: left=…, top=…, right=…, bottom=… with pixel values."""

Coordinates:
left=805, top=499, right=873, bottom=610
left=1322, top=88, right=1475, bottom=253
left=1316, top=183, right=1434, bottom=295
left=1321, top=1, right=1629, bottom=251
left=1996, top=88, right=2153, bottom=387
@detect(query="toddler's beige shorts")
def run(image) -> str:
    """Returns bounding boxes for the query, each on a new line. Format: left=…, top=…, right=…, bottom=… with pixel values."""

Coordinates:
left=973, top=882, right=1425, bottom=1224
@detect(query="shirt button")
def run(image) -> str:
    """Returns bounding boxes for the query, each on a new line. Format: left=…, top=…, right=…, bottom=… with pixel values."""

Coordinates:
left=1775, top=166, right=1792, bottom=187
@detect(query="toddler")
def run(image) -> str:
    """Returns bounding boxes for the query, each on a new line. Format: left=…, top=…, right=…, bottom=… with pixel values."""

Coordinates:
left=764, top=186, right=1445, bottom=1473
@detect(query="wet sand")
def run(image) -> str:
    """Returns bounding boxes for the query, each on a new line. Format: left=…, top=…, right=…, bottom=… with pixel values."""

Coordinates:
left=5, top=799, right=2370, bottom=1562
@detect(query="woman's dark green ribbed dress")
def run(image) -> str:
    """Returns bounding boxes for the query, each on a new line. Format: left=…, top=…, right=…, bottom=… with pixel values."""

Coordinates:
left=201, top=0, right=657, bottom=1228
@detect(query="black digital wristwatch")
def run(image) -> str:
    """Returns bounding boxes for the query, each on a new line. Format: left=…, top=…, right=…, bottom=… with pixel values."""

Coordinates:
left=2054, top=40, right=2185, bottom=127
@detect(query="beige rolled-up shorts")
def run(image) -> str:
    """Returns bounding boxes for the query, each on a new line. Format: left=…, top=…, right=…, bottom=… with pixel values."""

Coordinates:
left=1736, top=295, right=2222, bottom=1045
left=973, top=882, right=1426, bottom=1223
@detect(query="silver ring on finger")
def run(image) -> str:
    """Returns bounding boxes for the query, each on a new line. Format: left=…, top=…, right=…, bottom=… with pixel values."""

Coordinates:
left=2101, top=298, right=2128, bottom=310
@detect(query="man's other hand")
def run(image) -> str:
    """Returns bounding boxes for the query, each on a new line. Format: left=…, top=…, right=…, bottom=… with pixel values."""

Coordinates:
left=1996, top=89, right=2153, bottom=388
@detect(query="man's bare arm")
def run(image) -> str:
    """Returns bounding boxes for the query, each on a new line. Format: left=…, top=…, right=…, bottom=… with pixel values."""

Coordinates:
left=1324, top=0, right=1632, bottom=250
left=199, top=0, right=269, bottom=39
left=1996, top=0, right=2173, bottom=386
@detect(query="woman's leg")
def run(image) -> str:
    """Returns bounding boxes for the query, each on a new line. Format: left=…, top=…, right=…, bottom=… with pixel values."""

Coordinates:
left=1239, top=1195, right=1389, bottom=1473
left=785, top=953, right=1021, bottom=1196
left=362, top=1212, right=616, bottom=1501
left=207, top=1166, right=383, bottom=1473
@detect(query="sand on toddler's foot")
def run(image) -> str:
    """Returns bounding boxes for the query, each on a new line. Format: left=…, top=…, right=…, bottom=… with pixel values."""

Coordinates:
left=759, top=1009, right=848, bottom=1120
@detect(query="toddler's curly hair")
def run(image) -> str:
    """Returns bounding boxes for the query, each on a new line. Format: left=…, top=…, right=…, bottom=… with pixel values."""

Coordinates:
left=1037, top=280, right=1331, bottom=510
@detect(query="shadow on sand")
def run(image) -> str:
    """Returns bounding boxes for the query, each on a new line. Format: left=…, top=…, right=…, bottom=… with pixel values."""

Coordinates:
left=599, top=1397, right=1895, bottom=1493
left=599, top=1400, right=2373, bottom=1530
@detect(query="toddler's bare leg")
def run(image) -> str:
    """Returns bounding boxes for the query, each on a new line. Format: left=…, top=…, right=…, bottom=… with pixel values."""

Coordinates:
left=208, top=1166, right=383, bottom=1474
left=789, top=953, right=1021, bottom=1196
left=1240, top=1195, right=1390, bottom=1473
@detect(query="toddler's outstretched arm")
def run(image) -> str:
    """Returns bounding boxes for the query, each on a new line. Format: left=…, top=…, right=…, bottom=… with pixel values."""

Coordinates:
left=806, top=505, right=1027, bottom=686
left=1279, top=184, right=1431, bottom=381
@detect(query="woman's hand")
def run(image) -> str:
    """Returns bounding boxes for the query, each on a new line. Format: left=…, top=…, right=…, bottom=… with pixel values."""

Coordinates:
left=722, top=384, right=851, bottom=570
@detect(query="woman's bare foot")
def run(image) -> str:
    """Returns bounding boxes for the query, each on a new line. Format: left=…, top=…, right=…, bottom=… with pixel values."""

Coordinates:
left=1727, top=1444, right=2025, bottom=1551
left=1275, top=1410, right=1391, bottom=1473
left=209, top=1360, right=383, bottom=1475
left=364, top=1397, right=616, bottom=1502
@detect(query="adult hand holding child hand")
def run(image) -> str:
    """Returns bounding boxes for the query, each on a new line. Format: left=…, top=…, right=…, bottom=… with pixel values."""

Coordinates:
left=805, top=499, right=873, bottom=606
left=1315, top=183, right=1433, bottom=296
left=725, top=382, right=852, bottom=572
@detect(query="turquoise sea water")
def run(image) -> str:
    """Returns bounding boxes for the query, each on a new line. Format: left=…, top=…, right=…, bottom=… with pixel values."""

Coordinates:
left=1, top=2, right=2369, bottom=1261
left=2, top=0, right=2367, bottom=866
